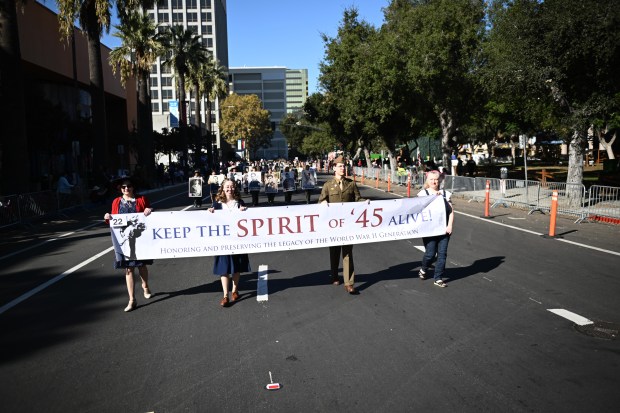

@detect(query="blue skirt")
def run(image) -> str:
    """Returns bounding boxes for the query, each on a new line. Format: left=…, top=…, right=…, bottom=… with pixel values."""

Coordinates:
left=213, top=254, right=251, bottom=275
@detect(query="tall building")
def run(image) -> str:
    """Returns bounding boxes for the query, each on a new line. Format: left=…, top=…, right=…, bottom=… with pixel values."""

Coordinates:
left=6, top=1, right=137, bottom=194
left=286, top=69, right=309, bottom=115
left=146, top=0, right=229, bottom=154
left=228, top=67, right=309, bottom=160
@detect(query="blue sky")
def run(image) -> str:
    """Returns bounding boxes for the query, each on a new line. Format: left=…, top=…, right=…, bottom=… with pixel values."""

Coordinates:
left=225, top=0, right=388, bottom=94
left=41, top=0, right=388, bottom=94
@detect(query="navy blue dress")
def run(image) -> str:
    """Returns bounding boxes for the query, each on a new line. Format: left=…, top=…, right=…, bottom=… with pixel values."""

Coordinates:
left=211, top=200, right=251, bottom=275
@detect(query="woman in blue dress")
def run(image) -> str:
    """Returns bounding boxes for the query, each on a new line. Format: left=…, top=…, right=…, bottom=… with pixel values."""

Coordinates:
left=208, top=179, right=251, bottom=307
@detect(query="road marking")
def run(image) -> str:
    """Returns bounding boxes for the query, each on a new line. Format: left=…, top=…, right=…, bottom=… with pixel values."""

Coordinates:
left=257, top=264, right=269, bottom=302
left=456, top=211, right=620, bottom=256
left=529, top=297, right=542, bottom=304
left=547, top=308, right=593, bottom=326
left=414, top=246, right=425, bottom=252
left=0, top=193, right=187, bottom=313
left=0, top=247, right=114, bottom=315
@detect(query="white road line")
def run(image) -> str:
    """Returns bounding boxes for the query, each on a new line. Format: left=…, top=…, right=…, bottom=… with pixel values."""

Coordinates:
left=0, top=247, right=114, bottom=315
left=257, top=264, right=269, bottom=302
left=413, top=245, right=425, bottom=252
left=547, top=308, right=594, bottom=326
left=0, top=193, right=187, bottom=314
left=0, top=221, right=102, bottom=261
left=556, top=238, right=620, bottom=256
left=455, top=211, right=620, bottom=256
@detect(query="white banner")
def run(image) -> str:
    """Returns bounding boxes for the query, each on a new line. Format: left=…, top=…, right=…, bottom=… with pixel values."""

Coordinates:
left=108, top=197, right=446, bottom=260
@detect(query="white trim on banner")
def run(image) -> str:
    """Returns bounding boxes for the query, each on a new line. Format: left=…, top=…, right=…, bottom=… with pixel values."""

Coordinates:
left=107, top=197, right=446, bottom=260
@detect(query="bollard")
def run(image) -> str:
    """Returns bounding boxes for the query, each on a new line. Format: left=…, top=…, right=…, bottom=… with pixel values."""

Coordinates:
left=548, top=190, right=558, bottom=237
left=484, top=180, right=490, bottom=217
left=407, top=176, right=411, bottom=198
left=375, top=171, right=379, bottom=189
left=387, top=175, right=391, bottom=192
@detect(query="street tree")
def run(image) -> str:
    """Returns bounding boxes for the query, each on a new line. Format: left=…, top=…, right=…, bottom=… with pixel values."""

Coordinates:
left=56, top=0, right=115, bottom=176
left=319, top=8, right=377, bottom=161
left=187, top=58, right=227, bottom=167
left=383, top=0, right=486, bottom=170
left=219, top=94, right=272, bottom=161
left=484, top=0, right=620, bottom=204
left=160, top=25, right=207, bottom=165
left=109, top=8, right=162, bottom=186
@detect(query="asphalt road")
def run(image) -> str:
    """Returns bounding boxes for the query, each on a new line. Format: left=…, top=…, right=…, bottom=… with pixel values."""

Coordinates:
left=0, top=177, right=618, bottom=413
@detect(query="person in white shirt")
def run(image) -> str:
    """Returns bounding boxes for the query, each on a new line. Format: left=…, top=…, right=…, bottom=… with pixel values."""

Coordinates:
left=417, top=170, right=454, bottom=288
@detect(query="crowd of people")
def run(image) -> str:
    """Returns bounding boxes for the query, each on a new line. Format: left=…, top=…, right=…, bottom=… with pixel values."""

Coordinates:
left=103, top=156, right=455, bottom=312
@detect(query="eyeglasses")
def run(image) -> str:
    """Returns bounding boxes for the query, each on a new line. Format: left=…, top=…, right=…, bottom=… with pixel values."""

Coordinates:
left=121, top=185, right=133, bottom=189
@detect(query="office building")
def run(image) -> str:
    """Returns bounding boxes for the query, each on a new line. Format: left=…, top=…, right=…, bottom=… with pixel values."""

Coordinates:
left=286, top=69, right=309, bottom=115
left=146, top=0, right=229, bottom=153
left=228, top=67, right=309, bottom=160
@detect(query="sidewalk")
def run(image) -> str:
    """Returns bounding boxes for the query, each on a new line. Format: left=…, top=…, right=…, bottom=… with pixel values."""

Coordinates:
left=348, top=172, right=620, bottom=256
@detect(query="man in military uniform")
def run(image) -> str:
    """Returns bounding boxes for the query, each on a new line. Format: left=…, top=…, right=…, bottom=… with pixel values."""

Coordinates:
left=319, top=156, right=364, bottom=294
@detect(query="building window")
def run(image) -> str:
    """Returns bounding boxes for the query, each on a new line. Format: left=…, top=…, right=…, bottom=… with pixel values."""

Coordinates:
left=200, top=0, right=211, bottom=8
left=162, top=89, right=173, bottom=100
left=151, top=65, right=158, bottom=75
left=147, top=12, right=155, bottom=21
left=158, top=12, right=169, bottom=23
left=187, top=12, right=198, bottom=22
left=201, top=12, right=212, bottom=22
left=151, top=90, right=159, bottom=99
left=152, top=102, right=160, bottom=112
left=172, top=12, right=183, bottom=23
left=205, top=37, right=213, bottom=48
left=163, top=102, right=169, bottom=112
left=161, top=76, right=174, bottom=86
left=201, top=25, right=212, bottom=35
left=186, top=0, right=197, bottom=8
left=171, top=0, right=183, bottom=10
left=157, top=0, right=168, bottom=8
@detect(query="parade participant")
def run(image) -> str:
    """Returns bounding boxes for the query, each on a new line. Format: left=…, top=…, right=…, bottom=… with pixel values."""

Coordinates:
left=207, top=170, right=220, bottom=202
left=208, top=179, right=251, bottom=307
left=248, top=167, right=261, bottom=206
left=301, top=164, right=316, bottom=204
left=319, top=156, right=364, bottom=294
left=103, top=178, right=154, bottom=312
left=189, top=169, right=203, bottom=208
left=417, top=170, right=454, bottom=287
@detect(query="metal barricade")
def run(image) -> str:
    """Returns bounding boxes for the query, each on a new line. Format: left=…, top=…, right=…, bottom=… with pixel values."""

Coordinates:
left=582, top=185, right=620, bottom=223
left=17, top=191, right=59, bottom=221
left=529, top=181, right=587, bottom=221
left=491, top=179, right=539, bottom=210
left=0, top=194, right=21, bottom=229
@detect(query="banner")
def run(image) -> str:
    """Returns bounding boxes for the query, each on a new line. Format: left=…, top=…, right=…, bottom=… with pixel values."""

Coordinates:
left=108, top=197, right=446, bottom=260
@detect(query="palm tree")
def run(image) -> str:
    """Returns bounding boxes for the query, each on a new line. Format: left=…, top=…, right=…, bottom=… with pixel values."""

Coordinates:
left=56, top=0, right=113, bottom=177
left=0, top=0, right=30, bottom=193
left=160, top=25, right=208, bottom=165
left=109, top=9, right=162, bottom=186
left=203, top=60, right=228, bottom=168
left=186, top=48, right=212, bottom=168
